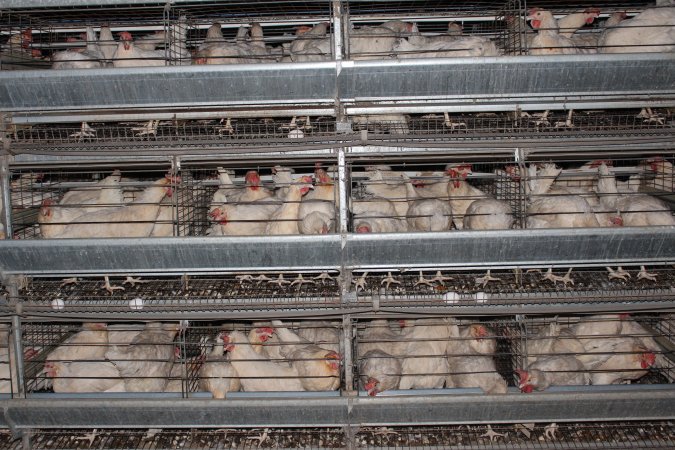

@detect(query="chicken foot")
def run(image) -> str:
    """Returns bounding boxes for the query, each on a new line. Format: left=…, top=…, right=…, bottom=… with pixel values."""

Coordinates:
left=638, top=266, right=658, bottom=282
left=290, top=274, right=315, bottom=288
left=474, top=270, right=501, bottom=288
left=443, top=112, right=467, bottom=131
left=69, top=122, right=96, bottom=141
left=381, top=272, right=401, bottom=289
left=352, top=272, right=368, bottom=292
left=637, top=108, right=665, bottom=125
left=123, top=276, right=148, bottom=287
left=132, top=120, right=159, bottom=138
left=413, top=271, right=437, bottom=288
left=59, top=277, right=80, bottom=288
left=606, top=266, right=631, bottom=281
left=430, top=270, right=453, bottom=286
left=542, top=267, right=574, bottom=287
left=313, top=272, right=333, bottom=284
left=102, top=276, right=124, bottom=294
left=267, top=274, right=291, bottom=287
left=216, top=118, right=234, bottom=135
left=554, top=109, right=575, bottom=128
left=481, top=425, right=506, bottom=443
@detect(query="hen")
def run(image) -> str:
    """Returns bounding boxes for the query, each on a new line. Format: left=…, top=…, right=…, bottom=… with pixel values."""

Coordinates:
left=52, top=26, right=104, bottom=69
left=112, top=31, right=165, bottom=67
left=517, top=355, right=590, bottom=392
left=445, top=164, right=490, bottom=230
left=359, top=349, right=402, bottom=396
left=299, top=167, right=337, bottom=234
left=445, top=324, right=507, bottom=394
left=527, top=8, right=595, bottom=54
left=598, top=6, right=675, bottom=53
left=198, top=333, right=241, bottom=398
left=105, top=322, right=180, bottom=392
left=264, top=176, right=314, bottom=235
left=401, top=174, right=453, bottom=232
left=398, top=318, right=458, bottom=390
left=224, top=330, right=304, bottom=392
left=270, top=321, right=340, bottom=391
left=44, top=175, right=177, bottom=238
left=38, top=170, right=125, bottom=238
left=48, top=360, right=125, bottom=393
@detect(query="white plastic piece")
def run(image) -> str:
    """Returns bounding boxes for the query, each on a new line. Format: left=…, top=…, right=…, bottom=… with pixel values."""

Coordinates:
left=51, top=298, right=65, bottom=310
left=443, top=291, right=460, bottom=304
left=129, top=297, right=144, bottom=310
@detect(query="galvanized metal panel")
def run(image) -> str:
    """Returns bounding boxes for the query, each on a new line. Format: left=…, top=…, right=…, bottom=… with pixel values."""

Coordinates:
left=0, top=236, right=342, bottom=275
left=0, top=63, right=337, bottom=112
left=0, top=228, right=673, bottom=275
left=4, top=388, right=675, bottom=428
left=339, top=54, right=675, bottom=108
left=345, top=227, right=675, bottom=270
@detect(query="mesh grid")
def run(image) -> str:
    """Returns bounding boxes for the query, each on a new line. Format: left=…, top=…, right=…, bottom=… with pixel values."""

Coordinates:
left=518, top=314, right=675, bottom=389
left=21, top=319, right=344, bottom=397
left=350, top=267, right=675, bottom=309
left=18, top=273, right=342, bottom=314
left=3, top=421, right=673, bottom=449
left=353, top=317, right=517, bottom=393
left=7, top=110, right=675, bottom=154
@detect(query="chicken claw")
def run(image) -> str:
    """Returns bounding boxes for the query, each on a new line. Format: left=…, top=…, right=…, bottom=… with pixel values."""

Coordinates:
left=123, top=276, right=147, bottom=287
left=532, top=110, right=551, bottom=127
left=267, top=274, right=290, bottom=287
left=475, top=270, right=501, bottom=288
left=60, top=277, right=80, bottom=288
left=371, top=427, right=398, bottom=436
left=381, top=272, right=401, bottom=289
left=290, top=274, right=315, bottom=288
left=102, top=276, right=124, bottom=294
left=216, top=117, right=234, bottom=135
left=443, top=112, right=467, bottom=131
left=606, top=266, right=631, bottom=281
left=132, top=120, right=159, bottom=138
left=481, top=425, right=506, bottom=443
left=553, top=109, right=575, bottom=128
left=544, top=422, right=559, bottom=440
left=542, top=267, right=574, bottom=287
left=413, top=271, right=436, bottom=288
left=246, top=428, right=269, bottom=446
left=352, top=272, right=368, bottom=292
left=430, top=270, right=453, bottom=286
left=313, top=272, right=333, bottom=284
left=74, top=429, right=98, bottom=447
left=255, top=274, right=273, bottom=284
left=637, top=107, right=665, bottom=125
left=637, top=266, right=658, bottom=282
left=235, top=274, right=255, bottom=284
left=69, top=122, right=96, bottom=140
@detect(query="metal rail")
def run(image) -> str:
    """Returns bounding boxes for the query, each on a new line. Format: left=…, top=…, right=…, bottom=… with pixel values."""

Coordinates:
left=1, top=55, right=673, bottom=122
left=0, top=228, right=673, bottom=275
left=2, top=388, right=674, bottom=428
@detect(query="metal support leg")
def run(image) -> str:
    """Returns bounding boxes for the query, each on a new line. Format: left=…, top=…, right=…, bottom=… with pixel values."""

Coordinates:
left=0, top=155, right=13, bottom=239
left=11, top=314, right=26, bottom=399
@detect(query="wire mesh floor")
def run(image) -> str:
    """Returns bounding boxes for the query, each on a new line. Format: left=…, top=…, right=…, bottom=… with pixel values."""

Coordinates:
left=8, top=110, right=674, bottom=155
left=351, top=266, right=675, bottom=309
left=7, top=421, right=675, bottom=449
left=17, top=273, right=342, bottom=315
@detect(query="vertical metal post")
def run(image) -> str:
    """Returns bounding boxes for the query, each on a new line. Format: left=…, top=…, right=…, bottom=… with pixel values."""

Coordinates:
left=337, top=148, right=349, bottom=235
left=11, top=313, right=26, bottom=398
left=172, top=156, right=181, bottom=237
left=331, top=0, right=344, bottom=61
left=0, top=155, right=13, bottom=239
left=342, top=314, right=354, bottom=393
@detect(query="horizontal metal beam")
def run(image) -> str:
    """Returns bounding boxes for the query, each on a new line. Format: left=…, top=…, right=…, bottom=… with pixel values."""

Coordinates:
left=2, top=55, right=674, bottom=121
left=0, top=228, right=673, bottom=276
left=3, top=387, right=675, bottom=428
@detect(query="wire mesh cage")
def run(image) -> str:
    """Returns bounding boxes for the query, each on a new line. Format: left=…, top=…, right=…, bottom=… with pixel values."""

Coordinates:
left=0, top=13, right=52, bottom=70
left=0, top=323, right=18, bottom=397
left=21, top=319, right=344, bottom=397
left=17, top=272, right=343, bottom=314
left=516, top=313, right=675, bottom=392
left=349, top=158, right=525, bottom=233
left=353, top=317, right=517, bottom=395
left=348, top=266, right=675, bottom=309
left=9, top=165, right=181, bottom=239
left=184, top=161, right=340, bottom=237
left=524, top=153, right=675, bottom=231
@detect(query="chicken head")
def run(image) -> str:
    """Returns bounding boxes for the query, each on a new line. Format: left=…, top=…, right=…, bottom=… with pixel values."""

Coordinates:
left=119, top=31, right=134, bottom=50
left=252, top=327, right=274, bottom=343
left=515, top=368, right=535, bottom=393
left=445, top=163, right=472, bottom=188
left=245, top=170, right=262, bottom=190
left=40, top=198, right=56, bottom=218
left=208, top=207, right=227, bottom=224
left=323, top=351, right=341, bottom=371
left=363, top=376, right=380, bottom=396
left=640, top=352, right=656, bottom=369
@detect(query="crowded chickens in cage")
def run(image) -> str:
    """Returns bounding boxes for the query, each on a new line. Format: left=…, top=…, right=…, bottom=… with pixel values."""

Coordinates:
left=12, top=314, right=669, bottom=397
left=3, top=1, right=673, bottom=72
